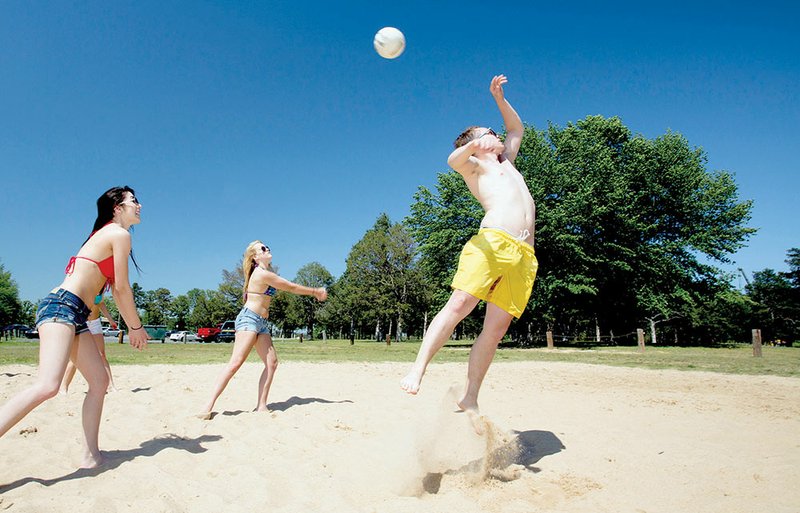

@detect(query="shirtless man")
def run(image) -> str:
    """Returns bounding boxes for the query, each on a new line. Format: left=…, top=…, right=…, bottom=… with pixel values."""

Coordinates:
left=401, top=74, right=538, bottom=414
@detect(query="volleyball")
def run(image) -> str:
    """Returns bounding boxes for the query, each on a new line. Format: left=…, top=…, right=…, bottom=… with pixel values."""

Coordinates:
left=373, top=27, right=405, bottom=59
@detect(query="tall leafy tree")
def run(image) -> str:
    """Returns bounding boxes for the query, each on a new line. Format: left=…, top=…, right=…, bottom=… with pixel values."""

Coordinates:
left=746, top=248, right=800, bottom=342
left=336, top=214, right=429, bottom=340
left=282, top=262, right=333, bottom=339
left=171, top=294, right=191, bottom=330
left=187, top=288, right=237, bottom=329
left=0, top=262, right=22, bottom=327
left=19, top=300, right=37, bottom=327
left=141, top=288, right=173, bottom=326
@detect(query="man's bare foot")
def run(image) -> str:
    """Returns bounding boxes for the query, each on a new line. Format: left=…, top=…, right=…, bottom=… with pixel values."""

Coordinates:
left=80, top=451, right=105, bottom=469
left=464, top=409, right=486, bottom=436
left=456, top=396, right=479, bottom=414
left=196, top=411, right=214, bottom=420
left=400, top=370, right=423, bottom=395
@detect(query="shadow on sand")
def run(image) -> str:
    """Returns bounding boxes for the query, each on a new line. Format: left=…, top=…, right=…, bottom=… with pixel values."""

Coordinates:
left=267, top=396, right=354, bottom=412
left=0, top=434, right=222, bottom=493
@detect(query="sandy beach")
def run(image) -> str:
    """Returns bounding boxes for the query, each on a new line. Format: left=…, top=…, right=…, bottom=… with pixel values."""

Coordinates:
left=1, top=360, right=798, bottom=513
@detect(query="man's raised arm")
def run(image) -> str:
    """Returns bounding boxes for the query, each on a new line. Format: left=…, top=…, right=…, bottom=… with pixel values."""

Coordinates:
left=491, top=74, right=524, bottom=162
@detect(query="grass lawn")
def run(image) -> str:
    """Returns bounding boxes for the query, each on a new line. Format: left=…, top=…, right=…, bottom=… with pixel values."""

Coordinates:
left=1, top=337, right=798, bottom=377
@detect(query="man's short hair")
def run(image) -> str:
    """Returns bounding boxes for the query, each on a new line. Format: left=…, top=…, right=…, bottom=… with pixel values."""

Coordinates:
left=453, top=126, right=481, bottom=149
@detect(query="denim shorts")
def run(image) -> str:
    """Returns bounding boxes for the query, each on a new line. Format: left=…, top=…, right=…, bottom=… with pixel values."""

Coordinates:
left=35, top=288, right=91, bottom=334
left=235, top=307, right=273, bottom=335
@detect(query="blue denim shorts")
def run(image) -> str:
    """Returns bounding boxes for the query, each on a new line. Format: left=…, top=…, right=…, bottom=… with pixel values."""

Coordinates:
left=235, top=307, right=273, bottom=335
left=35, top=288, right=91, bottom=334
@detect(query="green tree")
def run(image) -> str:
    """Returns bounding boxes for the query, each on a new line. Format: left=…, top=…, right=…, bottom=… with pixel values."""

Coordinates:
left=0, top=263, right=22, bottom=327
left=187, top=288, right=237, bottom=329
left=284, top=262, right=333, bottom=339
left=746, top=248, right=800, bottom=343
left=141, top=288, right=173, bottom=326
left=171, top=294, right=191, bottom=330
left=19, top=300, right=37, bottom=326
left=336, top=214, right=429, bottom=340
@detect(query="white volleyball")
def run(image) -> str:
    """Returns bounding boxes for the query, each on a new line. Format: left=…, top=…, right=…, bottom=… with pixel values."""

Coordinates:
left=373, top=27, right=406, bottom=59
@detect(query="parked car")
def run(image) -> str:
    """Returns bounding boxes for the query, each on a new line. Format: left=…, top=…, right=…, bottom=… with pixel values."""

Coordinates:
left=24, top=328, right=39, bottom=339
left=169, top=330, right=198, bottom=342
left=103, top=328, right=122, bottom=338
left=4, top=323, right=31, bottom=333
left=197, top=326, right=221, bottom=343
left=217, top=320, right=236, bottom=343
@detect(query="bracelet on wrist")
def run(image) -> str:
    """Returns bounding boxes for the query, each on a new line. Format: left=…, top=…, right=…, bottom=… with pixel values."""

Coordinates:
left=129, top=324, right=143, bottom=331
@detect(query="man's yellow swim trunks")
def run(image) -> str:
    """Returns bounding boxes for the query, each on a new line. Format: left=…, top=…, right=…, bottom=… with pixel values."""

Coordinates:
left=451, top=228, right=538, bottom=318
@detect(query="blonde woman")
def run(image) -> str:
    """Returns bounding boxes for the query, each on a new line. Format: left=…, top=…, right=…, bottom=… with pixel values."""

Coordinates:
left=0, top=186, right=147, bottom=469
left=60, top=299, right=118, bottom=394
left=199, top=241, right=327, bottom=419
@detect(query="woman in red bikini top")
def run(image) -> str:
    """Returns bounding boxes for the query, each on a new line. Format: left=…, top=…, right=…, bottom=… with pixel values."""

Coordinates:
left=0, top=186, right=148, bottom=471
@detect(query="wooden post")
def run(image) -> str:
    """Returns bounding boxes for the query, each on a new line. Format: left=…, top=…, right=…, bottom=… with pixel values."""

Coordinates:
left=752, top=329, right=762, bottom=357
left=546, top=331, right=554, bottom=349
left=637, top=329, right=645, bottom=352
left=386, top=333, right=391, bottom=346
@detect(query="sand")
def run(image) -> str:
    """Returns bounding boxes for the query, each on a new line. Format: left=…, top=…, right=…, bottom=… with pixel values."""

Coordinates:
left=0, top=360, right=798, bottom=513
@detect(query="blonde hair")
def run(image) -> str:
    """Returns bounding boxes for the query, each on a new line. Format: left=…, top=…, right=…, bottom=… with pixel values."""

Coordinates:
left=242, top=240, right=271, bottom=299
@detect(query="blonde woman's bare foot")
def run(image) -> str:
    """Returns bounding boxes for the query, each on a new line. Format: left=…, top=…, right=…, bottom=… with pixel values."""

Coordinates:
left=196, top=411, right=214, bottom=420
left=80, top=451, right=105, bottom=469
left=400, top=370, right=423, bottom=395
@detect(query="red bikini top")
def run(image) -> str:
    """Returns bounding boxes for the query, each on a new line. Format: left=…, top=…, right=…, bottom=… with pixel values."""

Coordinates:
left=65, top=255, right=115, bottom=284
left=64, top=224, right=116, bottom=286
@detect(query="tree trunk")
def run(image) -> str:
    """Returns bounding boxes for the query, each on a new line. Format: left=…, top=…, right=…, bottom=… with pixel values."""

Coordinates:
left=649, top=318, right=657, bottom=345
left=595, top=317, right=601, bottom=343
left=423, top=311, right=428, bottom=339
left=374, top=320, right=381, bottom=341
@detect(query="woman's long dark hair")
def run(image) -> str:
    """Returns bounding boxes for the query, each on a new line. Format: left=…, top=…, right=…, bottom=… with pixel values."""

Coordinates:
left=86, top=186, right=142, bottom=273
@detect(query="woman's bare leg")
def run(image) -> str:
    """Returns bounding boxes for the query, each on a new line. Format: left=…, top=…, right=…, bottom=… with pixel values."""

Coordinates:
left=92, top=332, right=116, bottom=391
left=0, top=323, right=74, bottom=438
left=199, top=330, right=257, bottom=418
left=73, top=331, right=110, bottom=468
left=254, top=333, right=278, bottom=411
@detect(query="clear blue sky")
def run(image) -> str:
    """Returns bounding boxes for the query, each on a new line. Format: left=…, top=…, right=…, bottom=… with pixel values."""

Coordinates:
left=1, top=1, right=798, bottom=302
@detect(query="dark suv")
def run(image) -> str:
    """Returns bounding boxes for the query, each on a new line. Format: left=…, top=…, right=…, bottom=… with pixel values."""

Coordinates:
left=217, top=320, right=236, bottom=342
